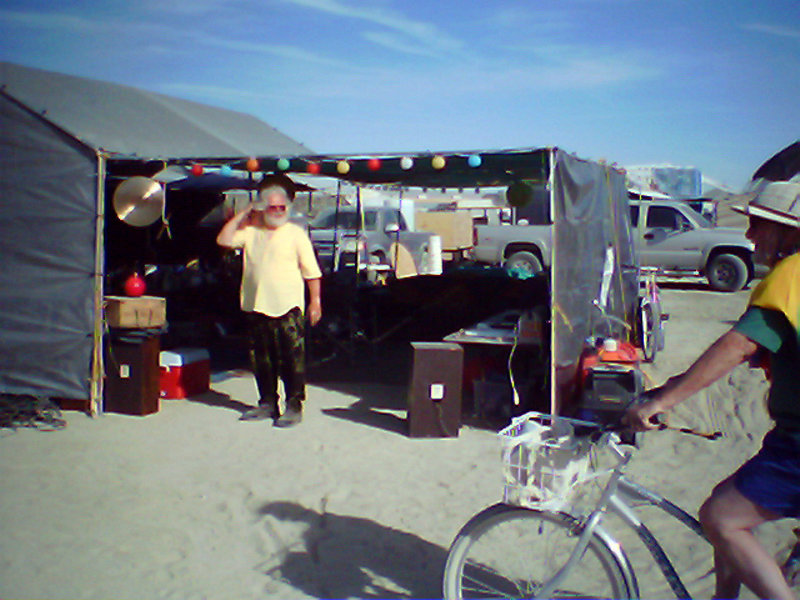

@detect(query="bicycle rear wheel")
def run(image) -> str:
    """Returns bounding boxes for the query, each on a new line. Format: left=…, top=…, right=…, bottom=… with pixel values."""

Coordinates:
left=443, top=503, right=632, bottom=599
left=638, top=302, right=657, bottom=363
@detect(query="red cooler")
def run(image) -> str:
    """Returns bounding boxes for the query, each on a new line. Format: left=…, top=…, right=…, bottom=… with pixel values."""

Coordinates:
left=159, top=348, right=210, bottom=399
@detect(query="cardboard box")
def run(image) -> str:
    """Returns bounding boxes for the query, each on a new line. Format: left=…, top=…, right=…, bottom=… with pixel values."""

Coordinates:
left=105, top=295, right=166, bottom=328
left=159, top=347, right=210, bottom=399
left=414, top=212, right=474, bottom=251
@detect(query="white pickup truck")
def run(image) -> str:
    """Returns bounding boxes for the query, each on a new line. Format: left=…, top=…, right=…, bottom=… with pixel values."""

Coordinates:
left=629, top=199, right=756, bottom=291
left=471, top=187, right=553, bottom=278
left=308, top=206, right=437, bottom=279
left=472, top=198, right=757, bottom=292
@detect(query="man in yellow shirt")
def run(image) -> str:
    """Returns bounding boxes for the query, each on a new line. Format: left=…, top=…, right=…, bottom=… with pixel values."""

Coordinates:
left=217, top=173, right=322, bottom=427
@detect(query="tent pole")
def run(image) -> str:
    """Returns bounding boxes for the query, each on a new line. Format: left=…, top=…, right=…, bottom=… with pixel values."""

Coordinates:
left=90, top=152, right=107, bottom=415
left=548, top=148, right=557, bottom=417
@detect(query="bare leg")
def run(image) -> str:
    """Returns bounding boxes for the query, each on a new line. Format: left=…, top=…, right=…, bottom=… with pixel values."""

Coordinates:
left=699, top=477, right=793, bottom=600
left=711, top=546, right=741, bottom=599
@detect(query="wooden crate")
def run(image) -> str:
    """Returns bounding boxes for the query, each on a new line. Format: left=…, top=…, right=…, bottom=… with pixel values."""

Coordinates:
left=105, top=295, right=166, bottom=328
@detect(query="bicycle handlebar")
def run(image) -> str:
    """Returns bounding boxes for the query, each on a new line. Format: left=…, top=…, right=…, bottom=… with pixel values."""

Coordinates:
left=523, top=398, right=722, bottom=445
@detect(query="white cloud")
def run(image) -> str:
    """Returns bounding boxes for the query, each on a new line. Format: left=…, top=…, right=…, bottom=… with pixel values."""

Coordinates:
left=361, top=30, right=443, bottom=59
left=281, top=0, right=463, bottom=55
left=0, top=8, right=103, bottom=32
left=743, top=22, right=800, bottom=40
left=196, top=35, right=350, bottom=68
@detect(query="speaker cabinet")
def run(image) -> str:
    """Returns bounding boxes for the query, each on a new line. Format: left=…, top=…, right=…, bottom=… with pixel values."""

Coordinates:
left=104, top=334, right=160, bottom=416
left=408, top=342, right=463, bottom=438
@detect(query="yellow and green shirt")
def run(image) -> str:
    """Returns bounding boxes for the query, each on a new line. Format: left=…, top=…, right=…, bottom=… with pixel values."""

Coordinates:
left=734, top=253, right=800, bottom=431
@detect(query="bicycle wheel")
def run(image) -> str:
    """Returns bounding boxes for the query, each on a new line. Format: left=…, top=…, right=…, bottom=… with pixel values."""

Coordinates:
left=639, top=302, right=656, bottom=363
left=443, top=503, right=632, bottom=599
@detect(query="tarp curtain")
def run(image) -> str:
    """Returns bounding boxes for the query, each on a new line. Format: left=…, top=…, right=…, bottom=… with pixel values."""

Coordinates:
left=551, top=150, right=638, bottom=409
left=0, top=94, right=96, bottom=399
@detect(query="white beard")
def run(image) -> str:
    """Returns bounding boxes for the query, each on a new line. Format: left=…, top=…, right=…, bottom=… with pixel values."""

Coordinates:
left=263, top=209, right=291, bottom=229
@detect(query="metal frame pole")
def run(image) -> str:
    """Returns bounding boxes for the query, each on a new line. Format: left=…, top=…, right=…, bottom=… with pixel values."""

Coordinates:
left=90, top=152, right=107, bottom=415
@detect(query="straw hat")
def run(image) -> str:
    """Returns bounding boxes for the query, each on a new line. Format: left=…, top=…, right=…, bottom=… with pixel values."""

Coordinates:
left=732, top=181, right=800, bottom=228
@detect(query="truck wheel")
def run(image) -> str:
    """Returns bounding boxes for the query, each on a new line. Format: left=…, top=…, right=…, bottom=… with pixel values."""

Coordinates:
left=504, top=251, right=543, bottom=278
left=707, top=253, right=748, bottom=292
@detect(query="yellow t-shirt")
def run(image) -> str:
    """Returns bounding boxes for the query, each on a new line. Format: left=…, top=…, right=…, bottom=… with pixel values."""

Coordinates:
left=231, top=222, right=322, bottom=317
left=734, top=253, right=800, bottom=430
left=749, top=253, right=800, bottom=333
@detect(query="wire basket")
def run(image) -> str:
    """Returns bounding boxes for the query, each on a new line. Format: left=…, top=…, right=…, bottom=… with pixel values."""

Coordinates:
left=500, top=412, right=594, bottom=511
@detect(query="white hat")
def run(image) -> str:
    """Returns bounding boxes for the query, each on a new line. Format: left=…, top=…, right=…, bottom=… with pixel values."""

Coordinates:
left=732, top=181, right=800, bottom=227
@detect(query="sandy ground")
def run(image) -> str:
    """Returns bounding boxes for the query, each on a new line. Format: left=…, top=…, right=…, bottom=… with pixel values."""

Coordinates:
left=0, top=280, right=794, bottom=599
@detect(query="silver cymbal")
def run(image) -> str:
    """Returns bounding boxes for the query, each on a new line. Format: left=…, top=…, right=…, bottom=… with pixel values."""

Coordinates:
left=112, top=177, right=164, bottom=227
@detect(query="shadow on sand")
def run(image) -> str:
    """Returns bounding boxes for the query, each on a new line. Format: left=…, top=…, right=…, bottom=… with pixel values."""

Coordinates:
left=188, top=389, right=252, bottom=415
left=255, top=500, right=448, bottom=599
left=309, top=340, right=413, bottom=435
left=656, top=279, right=756, bottom=293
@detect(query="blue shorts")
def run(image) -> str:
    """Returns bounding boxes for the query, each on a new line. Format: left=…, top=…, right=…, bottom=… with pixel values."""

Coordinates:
left=734, top=428, right=800, bottom=518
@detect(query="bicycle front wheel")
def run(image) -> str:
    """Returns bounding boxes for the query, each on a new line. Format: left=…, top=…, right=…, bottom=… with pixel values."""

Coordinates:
left=443, top=503, right=632, bottom=599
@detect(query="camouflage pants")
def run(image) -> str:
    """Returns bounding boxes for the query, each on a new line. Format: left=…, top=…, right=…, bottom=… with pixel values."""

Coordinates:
left=245, top=307, right=306, bottom=411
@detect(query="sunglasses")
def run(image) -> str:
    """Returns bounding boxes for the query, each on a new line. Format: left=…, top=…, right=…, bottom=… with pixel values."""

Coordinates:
left=267, top=205, right=287, bottom=212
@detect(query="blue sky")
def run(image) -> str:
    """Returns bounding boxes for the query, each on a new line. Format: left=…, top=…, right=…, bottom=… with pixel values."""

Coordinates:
left=1, top=0, right=798, bottom=191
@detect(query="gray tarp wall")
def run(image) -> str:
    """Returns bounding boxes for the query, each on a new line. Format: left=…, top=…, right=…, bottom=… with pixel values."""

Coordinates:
left=551, top=150, right=638, bottom=410
left=0, top=93, right=97, bottom=399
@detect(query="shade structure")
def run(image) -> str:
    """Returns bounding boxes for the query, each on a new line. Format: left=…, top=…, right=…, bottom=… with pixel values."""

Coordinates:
left=752, top=140, right=800, bottom=184
left=0, top=61, right=311, bottom=410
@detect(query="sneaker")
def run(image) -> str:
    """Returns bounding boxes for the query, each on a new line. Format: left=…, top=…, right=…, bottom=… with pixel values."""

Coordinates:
left=239, top=405, right=277, bottom=421
left=274, top=408, right=302, bottom=428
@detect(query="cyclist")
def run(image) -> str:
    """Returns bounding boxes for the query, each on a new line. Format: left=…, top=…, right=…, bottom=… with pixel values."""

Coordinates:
left=626, top=181, right=800, bottom=600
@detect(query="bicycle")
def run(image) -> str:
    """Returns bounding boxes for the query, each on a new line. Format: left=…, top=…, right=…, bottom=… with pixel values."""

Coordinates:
left=636, top=266, right=666, bottom=363
left=442, top=410, right=792, bottom=599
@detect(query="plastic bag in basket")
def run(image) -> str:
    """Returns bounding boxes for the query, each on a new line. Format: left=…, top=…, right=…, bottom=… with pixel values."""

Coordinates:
left=500, top=414, right=592, bottom=510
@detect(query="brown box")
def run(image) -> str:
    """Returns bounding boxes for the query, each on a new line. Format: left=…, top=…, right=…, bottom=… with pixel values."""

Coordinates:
left=414, top=212, right=474, bottom=251
left=407, top=342, right=463, bottom=438
left=105, top=295, right=166, bottom=328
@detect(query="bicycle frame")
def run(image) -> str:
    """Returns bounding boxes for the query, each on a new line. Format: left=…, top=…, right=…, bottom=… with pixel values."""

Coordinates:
left=608, top=475, right=708, bottom=599
left=539, top=437, right=709, bottom=600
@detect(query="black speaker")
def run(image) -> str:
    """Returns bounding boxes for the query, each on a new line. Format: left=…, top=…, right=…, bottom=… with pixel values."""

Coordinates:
left=104, top=333, right=160, bottom=416
left=408, top=342, right=463, bottom=438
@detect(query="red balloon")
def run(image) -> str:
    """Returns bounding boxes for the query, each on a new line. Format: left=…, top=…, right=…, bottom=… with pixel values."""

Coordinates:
left=124, top=273, right=146, bottom=297
left=367, top=157, right=381, bottom=171
left=191, top=164, right=204, bottom=176
left=246, top=157, right=260, bottom=172
left=307, top=162, right=321, bottom=175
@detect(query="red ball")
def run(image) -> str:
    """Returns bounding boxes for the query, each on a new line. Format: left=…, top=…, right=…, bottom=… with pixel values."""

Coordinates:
left=307, top=161, right=321, bottom=175
left=367, top=157, right=381, bottom=171
left=191, top=164, right=204, bottom=176
left=245, top=157, right=260, bottom=172
left=124, top=273, right=146, bottom=297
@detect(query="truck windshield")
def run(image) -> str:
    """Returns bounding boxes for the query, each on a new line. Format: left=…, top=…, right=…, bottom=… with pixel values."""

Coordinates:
left=311, top=209, right=376, bottom=230
left=692, top=210, right=713, bottom=228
